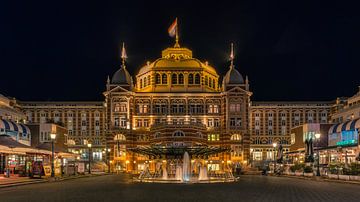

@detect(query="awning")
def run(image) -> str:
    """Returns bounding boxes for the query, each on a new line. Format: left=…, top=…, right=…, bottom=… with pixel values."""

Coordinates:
left=0, top=135, right=51, bottom=155
left=0, top=119, right=31, bottom=136
left=328, top=118, right=360, bottom=134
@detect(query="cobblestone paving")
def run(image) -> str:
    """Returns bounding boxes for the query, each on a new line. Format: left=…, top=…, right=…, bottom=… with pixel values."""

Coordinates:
left=0, top=174, right=359, bottom=202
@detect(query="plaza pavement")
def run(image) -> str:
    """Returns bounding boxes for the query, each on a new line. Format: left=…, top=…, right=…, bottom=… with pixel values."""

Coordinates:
left=0, top=174, right=359, bottom=202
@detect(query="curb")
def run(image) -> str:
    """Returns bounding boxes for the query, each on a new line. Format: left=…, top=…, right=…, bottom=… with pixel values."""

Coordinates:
left=0, top=180, right=47, bottom=189
left=0, top=173, right=111, bottom=189
left=279, top=175, right=360, bottom=185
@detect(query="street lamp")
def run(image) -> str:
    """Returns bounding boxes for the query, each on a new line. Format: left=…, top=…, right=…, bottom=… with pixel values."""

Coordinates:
left=50, top=133, right=57, bottom=177
left=315, top=133, right=321, bottom=176
left=273, top=143, right=277, bottom=174
left=87, top=143, right=92, bottom=174
left=107, top=148, right=111, bottom=173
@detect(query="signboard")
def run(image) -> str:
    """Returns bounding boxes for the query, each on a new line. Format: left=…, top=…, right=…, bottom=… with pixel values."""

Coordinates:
left=43, top=165, right=51, bottom=176
left=336, top=130, right=358, bottom=146
left=77, top=162, right=85, bottom=173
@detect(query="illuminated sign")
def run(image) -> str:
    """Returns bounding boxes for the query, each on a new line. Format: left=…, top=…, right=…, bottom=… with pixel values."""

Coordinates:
left=335, top=130, right=358, bottom=146
left=336, top=139, right=356, bottom=146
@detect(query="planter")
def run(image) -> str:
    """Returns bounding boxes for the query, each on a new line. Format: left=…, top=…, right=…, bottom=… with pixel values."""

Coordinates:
left=304, top=172, right=314, bottom=177
left=338, top=175, right=350, bottom=181
left=295, top=172, right=303, bottom=176
left=328, top=174, right=338, bottom=179
left=349, top=175, right=360, bottom=181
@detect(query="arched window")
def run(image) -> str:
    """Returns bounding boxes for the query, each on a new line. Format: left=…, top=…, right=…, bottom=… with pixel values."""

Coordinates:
left=173, top=130, right=185, bottom=137
left=188, top=74, right=194, bottom=85
left=143, top=77, right=147, bottom=87
left=162, top=74, right=167, bottom=84
left=195, top=73, right=200, bottom=84
left=208, top=77, right=211, bottom=87
left=212, top=79, right=215, bottom=88
left=155, top=74, right=161, bottom=84
left=147, top=75, right=151, bottom=86
left=140, top=79, right=143, bottom=88
left=154, top=132, right=161, bottom=138
left=231, top=134, right=241, bottom=141
left=172, top=74, right=178, bottom=84
left=178, top=74, right=184, bottom=84
left=205, top=76, right=208, bottom=86
left=114, top=134, right=126, bottom=141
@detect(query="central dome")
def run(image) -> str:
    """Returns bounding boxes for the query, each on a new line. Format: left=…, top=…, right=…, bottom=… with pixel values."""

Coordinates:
left=137, top=47, right=217, bottom=76
left=135, top=46, right=220, bottom=93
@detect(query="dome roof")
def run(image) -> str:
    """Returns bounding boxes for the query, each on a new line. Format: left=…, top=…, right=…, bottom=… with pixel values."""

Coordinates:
left=222, top=67, right=244, bottom=85
left=137, top=47, right=218, bottom=76
left=111, top=66, right=133, bottom=85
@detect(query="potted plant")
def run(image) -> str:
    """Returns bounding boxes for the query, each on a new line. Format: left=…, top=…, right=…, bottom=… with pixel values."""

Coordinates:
left=303, top=166, right=314, bottom=177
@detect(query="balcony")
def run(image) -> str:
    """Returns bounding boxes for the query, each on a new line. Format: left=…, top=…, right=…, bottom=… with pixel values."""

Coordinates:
left=150, top=121, right=207, bottom=131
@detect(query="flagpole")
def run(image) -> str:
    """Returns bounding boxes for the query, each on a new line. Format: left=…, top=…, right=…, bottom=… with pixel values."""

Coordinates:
left=121, top=42, right=126, bottom=68
left=175, top=17, right=180, bottom=48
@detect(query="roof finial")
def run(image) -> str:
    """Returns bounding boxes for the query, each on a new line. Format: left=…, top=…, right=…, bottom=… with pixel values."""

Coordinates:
left=107, top=75, right=110, bottom=84
left=230, top=43, right=234, bottom=69
left=168, top=18, right=180, bottom=48
left=121, top=42, right=127, bottom=68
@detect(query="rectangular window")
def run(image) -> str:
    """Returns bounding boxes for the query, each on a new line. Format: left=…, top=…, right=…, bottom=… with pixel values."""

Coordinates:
left=207, top=119, right=214, bottom=127
left=207, top=134, right=220, bottom=141
left=230, top=118, right=236, bottom=126
left=214, top=119, right=220, bottom=127
left=236, top=118, right=242, bottom=127
left=136, top=119, right=142, bottom=127
left=143, top=119, right=149, bottom=127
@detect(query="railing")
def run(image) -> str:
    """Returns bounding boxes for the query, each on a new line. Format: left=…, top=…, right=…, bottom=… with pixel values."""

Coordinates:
left=150, top=121, right=207, bottom=130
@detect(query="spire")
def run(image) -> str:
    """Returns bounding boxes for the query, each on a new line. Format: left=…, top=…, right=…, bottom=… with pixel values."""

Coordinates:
left=121, top=42, right=127, bottom=68
left=229, top=43, right=234, bottom=69
left=107, top=75, right=110, bottom=84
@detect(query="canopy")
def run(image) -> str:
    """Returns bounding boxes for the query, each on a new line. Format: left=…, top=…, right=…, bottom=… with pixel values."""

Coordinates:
left=128, top=146, right=230, bottom=158
left=328, top=118, right=360, bottom=134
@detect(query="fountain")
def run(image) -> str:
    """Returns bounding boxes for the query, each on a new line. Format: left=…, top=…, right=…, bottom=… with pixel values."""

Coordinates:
left=175, top=166, right=183, bottom=181
left=182, top=152, right=190, bottom=182
left=198, top=166, right=208, bottom=181
left=135, top=149, right=236, bottom=183
left=162, top=165, right=168, bottom=180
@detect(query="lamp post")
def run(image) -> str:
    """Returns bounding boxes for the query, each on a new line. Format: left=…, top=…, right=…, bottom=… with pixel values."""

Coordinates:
left=87, top=143, right=92, bottom=174
left=315, top=133, right=321, bottom=176
left=50, top=133, right=57, bottom=178
left=107, top=148, right=111, bottom=173
left=273, top=142, right=277, bottom=174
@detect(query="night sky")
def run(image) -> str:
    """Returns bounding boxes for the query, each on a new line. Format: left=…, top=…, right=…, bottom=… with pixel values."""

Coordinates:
left=1, top=0, right=359, bottom=101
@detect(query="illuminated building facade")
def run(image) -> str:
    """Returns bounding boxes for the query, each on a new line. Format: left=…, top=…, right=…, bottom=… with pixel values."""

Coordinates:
left=5, top=36, right=343, bottom=172
left=249, top=101, right=332, bottom=164
left=105, top=42, right=251, bottom=172
left=17, top=101, right=107, bottom=162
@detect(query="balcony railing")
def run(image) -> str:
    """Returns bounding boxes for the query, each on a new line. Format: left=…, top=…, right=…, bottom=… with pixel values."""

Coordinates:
left=150, top=121, right=207, bottom=130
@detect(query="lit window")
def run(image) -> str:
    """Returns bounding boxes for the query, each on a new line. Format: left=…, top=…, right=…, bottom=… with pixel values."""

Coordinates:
left=188, top=74, right=193, bottom=84
left=178, top=74, right=184, bottom=84
left=194, top=74, right=200, bottom=84
left=162, top=74, right=167, bottom=84
left=155, top=74, right=161, bottom=84
left=172, top=74, right=177, bottom=84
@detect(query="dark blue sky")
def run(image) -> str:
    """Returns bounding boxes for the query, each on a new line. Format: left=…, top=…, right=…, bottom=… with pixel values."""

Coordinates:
left=1, top=0, right=359, bottom=101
